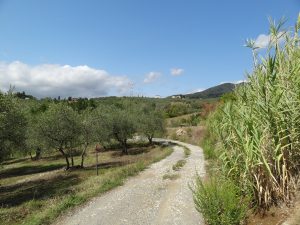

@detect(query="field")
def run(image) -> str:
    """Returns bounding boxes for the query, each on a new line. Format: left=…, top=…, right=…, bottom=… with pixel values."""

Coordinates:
left=0, top=143, right=173, bottom=225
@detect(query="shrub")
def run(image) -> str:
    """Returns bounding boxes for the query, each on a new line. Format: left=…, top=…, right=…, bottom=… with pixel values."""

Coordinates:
left=183, top=146, right=191, bottom=158
left=172, top=159, right=186, bottom=171
left=201, top=138, right=216, bottom=160
left=192, top=176, right=247, bottom=225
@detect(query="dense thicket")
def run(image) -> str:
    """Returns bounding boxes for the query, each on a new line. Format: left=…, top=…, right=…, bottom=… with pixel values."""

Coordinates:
left=210, top=17, right=300, bottom=210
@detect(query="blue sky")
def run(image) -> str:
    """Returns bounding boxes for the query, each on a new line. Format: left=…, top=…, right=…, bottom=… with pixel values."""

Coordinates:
left=0, top=0, right=299, bottom=98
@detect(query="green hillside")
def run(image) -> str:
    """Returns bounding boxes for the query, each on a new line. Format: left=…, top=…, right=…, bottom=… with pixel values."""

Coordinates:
left=185, top=83, right=238, bottom=99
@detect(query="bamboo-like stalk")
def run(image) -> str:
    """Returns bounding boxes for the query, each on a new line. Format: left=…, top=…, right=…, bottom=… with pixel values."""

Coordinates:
left=209, top=16, right=300, bottom=211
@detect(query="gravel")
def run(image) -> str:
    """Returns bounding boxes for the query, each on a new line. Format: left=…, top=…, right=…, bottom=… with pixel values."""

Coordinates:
left=55, top=139, right=205, bottom=225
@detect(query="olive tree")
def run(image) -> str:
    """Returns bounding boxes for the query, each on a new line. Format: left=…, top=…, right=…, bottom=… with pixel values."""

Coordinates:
left=24, top=101, right=49, bottom=160
left=92, top=107, right=113, bottom=149
left=79, top=109, right=98, bottom=167
left=138, top=111, right=165, bottom=144
left=0, top=93, right=27, bottom=162
left=106, top=106, right=137, bottom=154
left=38, top=103, right=81, bottom=169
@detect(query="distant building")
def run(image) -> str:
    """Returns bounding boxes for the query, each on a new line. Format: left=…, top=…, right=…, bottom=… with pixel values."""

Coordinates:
left=154, top=95, right=161, bottom=99
left=171, top=95, right=185, bottom=99
left=68, top=97, right=78, bottom=103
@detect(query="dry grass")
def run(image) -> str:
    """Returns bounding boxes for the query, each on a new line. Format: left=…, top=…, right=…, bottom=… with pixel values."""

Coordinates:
left=172, top=159, right=186, bottom=171
left=166, top=112, right=199, bottom=127
left=166, top=126, right=205, bottom=145
left=163, top=173, right=180, bottom=180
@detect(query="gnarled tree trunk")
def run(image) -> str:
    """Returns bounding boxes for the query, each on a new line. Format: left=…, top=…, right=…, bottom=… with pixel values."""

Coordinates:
left=35, top=147, right=41, bottom=160
left=59, top=147, right=70, bottom=170
left=81, top=143, right=88, bottom=168
left=122, top=139, right=128, bottom=154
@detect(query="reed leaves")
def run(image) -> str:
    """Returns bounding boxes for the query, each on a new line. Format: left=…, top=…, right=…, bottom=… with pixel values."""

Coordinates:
left=210, top=16, right=300, bottom=211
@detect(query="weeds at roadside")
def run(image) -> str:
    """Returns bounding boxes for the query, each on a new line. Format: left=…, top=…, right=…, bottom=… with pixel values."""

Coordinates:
left=172, top=159, right=186, bottom=171
left=163, top=173, right=180, bottom=180
left=192, top=175, right=248, bottom=225
left=183, top=147, right=191, bottom=158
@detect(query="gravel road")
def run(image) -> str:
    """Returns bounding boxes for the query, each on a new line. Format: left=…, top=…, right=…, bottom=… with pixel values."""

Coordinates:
left=55, top=139, right=205, bottom=225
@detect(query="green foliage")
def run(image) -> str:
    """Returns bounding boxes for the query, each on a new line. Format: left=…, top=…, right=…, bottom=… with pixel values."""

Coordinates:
left=138, top=105, right=165, bottom=143
left=183, top=146, right=191, bottom=158
left=14, top=91, right=35, bottom=100
left=182, top=113, right=200, bottom=126
left=192, top=176, right=247, bottom=225
left=220, top=92, right=237, bottom=103
left=23, top=101, right=48, bottom=160
left=107, top=106, right=137, bottom=154
left=0, top=93, right=27, bottom=161
left=200, top=128, right=217, bottom=160
left=68, top=98, right=97, bottom=112
left=162, top=173, right=180, bottom=180
left=0, top=92, right=201, bottom=167
left=164, top=102, right=193, bottom=118
left=39, top=103, right=81, bottom=150
left=186, top=83, right=238, bottom=99
left=209, top=16, right=300, bottom=210
left=38, top=103, right=81, bottom=169
left=172, top=159, right=186, bottom=171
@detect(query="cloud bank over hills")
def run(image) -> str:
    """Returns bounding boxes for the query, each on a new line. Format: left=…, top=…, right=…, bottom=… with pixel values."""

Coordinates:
left=0, top=61, right=132, bottom=98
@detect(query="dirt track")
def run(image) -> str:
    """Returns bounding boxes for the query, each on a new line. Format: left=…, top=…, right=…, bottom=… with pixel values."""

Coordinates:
left=55, top=139, right=205, bottom=225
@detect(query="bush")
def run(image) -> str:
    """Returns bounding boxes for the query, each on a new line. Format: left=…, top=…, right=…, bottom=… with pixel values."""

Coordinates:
left=201, top=138, right=216, bottom=160
left=192, top=176, right=247, bottom=225
left=172, top=159, right=186, bottom=171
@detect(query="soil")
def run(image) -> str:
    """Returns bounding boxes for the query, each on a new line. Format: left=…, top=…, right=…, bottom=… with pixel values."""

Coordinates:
left=247, top=206, right=289, bottom=225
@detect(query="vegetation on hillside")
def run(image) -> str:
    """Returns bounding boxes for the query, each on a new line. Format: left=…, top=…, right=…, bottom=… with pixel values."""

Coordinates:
left=185, top=82, right=238, bottom=99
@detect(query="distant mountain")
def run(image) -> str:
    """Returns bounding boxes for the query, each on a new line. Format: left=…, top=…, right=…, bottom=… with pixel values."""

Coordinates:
left=182, top=83, right=241, bottom=99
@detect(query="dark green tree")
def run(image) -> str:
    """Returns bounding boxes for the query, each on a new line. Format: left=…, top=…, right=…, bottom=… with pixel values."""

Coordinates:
left=38, top=103, right=81, bottom=169
left=0, top=93, right=27, bottom=162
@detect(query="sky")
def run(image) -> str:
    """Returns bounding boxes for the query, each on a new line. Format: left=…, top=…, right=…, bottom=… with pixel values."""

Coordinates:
left=0, top=0, right=299, bottom=98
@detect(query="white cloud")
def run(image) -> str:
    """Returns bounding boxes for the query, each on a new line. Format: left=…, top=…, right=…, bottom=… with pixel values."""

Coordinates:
left=186, top=88, right=204, bottom=94
left=219, top=80, right=247, bottom=85
left=0, top=61, right=132, bottom=98
left=170, top=68, right=184, bottom=76
left=143, top=72, right=161, bottom=84
left=234, top=80, right=247, bottom=84
left=254, top=34, right=270, bottom=48
left=254, top=32, right=285, bottom=48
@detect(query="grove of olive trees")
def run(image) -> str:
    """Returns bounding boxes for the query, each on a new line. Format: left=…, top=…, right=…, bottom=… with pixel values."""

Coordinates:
left=0, top=93, right=166, bottom=169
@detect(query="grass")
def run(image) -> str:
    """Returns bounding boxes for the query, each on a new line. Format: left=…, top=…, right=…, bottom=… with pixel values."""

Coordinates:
left=166, top=112, right=200, bottom=127
left=200, top=137, right=216, bottom=160
left=172, top=159, right=186, bottom=171
left=0, top=144, right=173, bottom=225
left=166, top=126, right=205, bottom=145
left=192, top=175, right=248, bottom=225
left=183, top=146, right=191, bottom=158
left=290, top=215, right=300, bottom=225
left=163, top=173, right=180, bottom=180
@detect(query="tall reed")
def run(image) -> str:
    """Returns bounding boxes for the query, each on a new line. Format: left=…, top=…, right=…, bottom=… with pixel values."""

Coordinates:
left=210, top=15, right=300, bottom=210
